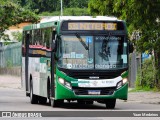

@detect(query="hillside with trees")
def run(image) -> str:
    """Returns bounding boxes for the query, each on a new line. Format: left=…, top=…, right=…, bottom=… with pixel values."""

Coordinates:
left=0, top=0, right=90, bottom=40
left=18, top=0, right=90, bottom=16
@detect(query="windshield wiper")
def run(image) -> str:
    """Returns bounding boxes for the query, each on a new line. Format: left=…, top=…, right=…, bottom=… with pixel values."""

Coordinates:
left=75, top=33, right=89, bottom=50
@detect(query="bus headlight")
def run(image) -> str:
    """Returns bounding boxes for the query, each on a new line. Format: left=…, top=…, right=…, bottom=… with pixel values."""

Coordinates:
left=122, top=78, right=128, bottom=84
left=117, top=81, right=123, bottom=89
left=117, top=78, right=128, bottom=89
left=58, top=78, right=72, bottom=89
left=59, top=78, right=65, bottom=84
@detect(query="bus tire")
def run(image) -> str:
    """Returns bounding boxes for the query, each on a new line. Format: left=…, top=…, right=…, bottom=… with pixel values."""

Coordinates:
left=30, top=81, right=38, bottom=104
left=51, top=99, right=64, bottom=107
left=85, top=101, right=94, bottom=105
left=39, top=96, right=47, bottom=104
left=105, top=99, right=116, bottom=109
left=47, top=79, right=51, bottom=105
left=77, top=100, right=85, bottom=104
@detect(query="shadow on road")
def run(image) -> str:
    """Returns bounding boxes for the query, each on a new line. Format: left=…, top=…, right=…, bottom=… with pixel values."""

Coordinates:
left=39, top=101, right=120, bottom=110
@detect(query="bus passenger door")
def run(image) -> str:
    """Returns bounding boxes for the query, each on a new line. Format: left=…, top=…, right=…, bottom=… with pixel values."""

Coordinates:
left=51, top=30, right=56, bottom=98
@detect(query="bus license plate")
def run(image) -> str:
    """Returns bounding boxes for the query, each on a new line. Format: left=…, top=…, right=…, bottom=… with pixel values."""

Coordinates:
left=88, top=90, right=100, bottom=95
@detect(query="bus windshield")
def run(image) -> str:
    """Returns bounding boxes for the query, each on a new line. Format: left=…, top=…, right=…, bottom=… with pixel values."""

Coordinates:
left=57, top=35, right=128, bottom=70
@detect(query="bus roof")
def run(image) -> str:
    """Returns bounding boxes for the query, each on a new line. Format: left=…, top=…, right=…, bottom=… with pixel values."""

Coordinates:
left=23, top=16, right=121, bottom=31
left=40, top=16, right=118, bottom=23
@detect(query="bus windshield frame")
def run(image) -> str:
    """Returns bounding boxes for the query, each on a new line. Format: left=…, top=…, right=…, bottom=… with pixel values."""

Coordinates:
left=57, top=34, right=128, bottom=70
left=57, top=20, right=128, bottom=71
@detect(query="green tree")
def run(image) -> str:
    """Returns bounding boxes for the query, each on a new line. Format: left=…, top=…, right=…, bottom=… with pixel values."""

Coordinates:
left=88, top=0, right=160, bottom=88
left=40, top=7, right=90, bottom=16
left=88, top=0, right=114, bottom=16
left=19, top=0, right=61, bottom=13
left=0, top=0, right=39, bottom=39
left=68, top=0, right=88, bottom=8
left=19, top=0, right=89, bottom=14
left=12, top=31, right=22, bottom=42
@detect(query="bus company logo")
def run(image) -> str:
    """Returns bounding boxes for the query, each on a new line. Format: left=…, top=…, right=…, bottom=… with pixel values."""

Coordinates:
left=92, top=81, right=98, bottom=86
left=89, top=76, right=99, bottom=79
left=2, top=112, right=11, bottom=118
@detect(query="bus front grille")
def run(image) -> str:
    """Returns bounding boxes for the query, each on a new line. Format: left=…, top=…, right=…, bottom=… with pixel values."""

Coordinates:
left=72, top=87, right=116, bottom=95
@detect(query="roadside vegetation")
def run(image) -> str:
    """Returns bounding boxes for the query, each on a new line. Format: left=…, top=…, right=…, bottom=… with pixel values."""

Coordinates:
left=88, top=0, right=160, bottom=91
left=134, top=57, right=160, bottom=92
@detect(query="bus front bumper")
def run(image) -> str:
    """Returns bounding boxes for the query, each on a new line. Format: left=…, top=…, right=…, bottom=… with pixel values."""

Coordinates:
left=55, top=82, right=128, bottom=100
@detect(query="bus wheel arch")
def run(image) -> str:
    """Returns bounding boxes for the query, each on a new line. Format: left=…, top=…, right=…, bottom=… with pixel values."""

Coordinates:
left=38, top=96, right=47, bottom=104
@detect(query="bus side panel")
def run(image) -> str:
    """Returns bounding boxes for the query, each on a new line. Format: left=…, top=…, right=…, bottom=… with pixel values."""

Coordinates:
left=29, top=57, right=48, bottom=98
left=22, top=57, right=26, bottom=90
left=39, top=57, right=49, bottom=97
left=29, top=57, right=40, bottom=96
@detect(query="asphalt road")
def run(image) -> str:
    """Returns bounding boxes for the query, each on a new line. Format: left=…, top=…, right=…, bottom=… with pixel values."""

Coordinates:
left=0, top=75, right=160, bottom=119
left=0, top=87, right=160, bottom=111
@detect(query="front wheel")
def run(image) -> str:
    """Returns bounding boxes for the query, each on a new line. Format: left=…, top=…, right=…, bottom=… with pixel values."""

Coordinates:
left=51, top=99, right=64, bottom=107
left=85, top=101, right=94, bottom=105
left=77, top=100, right=85, bottom=104
left=105, top=99, right=116, bottom=109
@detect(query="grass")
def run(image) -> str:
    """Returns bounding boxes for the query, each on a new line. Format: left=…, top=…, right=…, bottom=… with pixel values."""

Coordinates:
left=128, top=86, right=160, bottom=92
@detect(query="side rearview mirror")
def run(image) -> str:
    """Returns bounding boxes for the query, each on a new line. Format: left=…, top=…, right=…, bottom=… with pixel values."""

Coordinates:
left=51, top=30, right=56, bottom=52
left=129, top=42, right=134, bottom=53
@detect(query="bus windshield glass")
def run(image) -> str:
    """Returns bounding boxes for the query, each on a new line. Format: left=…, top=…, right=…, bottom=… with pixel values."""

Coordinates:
left=57, top=35, right=128, bottom=70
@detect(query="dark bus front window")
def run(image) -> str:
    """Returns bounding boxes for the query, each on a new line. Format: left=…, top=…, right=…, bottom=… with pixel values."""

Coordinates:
left=95, top=36, right=127, bottom=69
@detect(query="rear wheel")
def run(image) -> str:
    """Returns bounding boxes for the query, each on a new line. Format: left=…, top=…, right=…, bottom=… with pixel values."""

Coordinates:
left=39, top=96, right=47, bottom=104
left=51, top=99, right=64, bottom=107
left=30, top=81, right=38, bottom=104
left=105, top=99, right=116, bottom=109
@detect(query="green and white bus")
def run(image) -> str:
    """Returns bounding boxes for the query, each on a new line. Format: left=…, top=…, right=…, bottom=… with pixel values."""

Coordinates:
left=22, top=16, right=133, bottom=109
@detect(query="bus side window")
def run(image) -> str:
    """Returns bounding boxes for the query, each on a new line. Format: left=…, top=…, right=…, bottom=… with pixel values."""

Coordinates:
left=31, top=30, right=35, bottom=46
left=28, top=31, right=31, bottom=45
left=33, top=29, right=43, bottom=47
left=22, top=32, right=26, bottom=56
left=42, top=29, right=45, bottom=47
left=43, top=28, right=52, bottom=49
left=33, top=30, right=37, bottom=46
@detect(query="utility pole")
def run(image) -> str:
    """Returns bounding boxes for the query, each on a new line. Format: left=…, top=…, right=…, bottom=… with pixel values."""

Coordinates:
left=131, top=31, right=142, bottom=86
left=61, top=0, right=63, bottom=16
left=130, top=31, right=142, bottom=87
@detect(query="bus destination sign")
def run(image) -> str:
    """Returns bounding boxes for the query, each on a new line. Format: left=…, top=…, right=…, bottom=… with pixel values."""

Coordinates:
left=68, top=22, right=117, bottom=30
